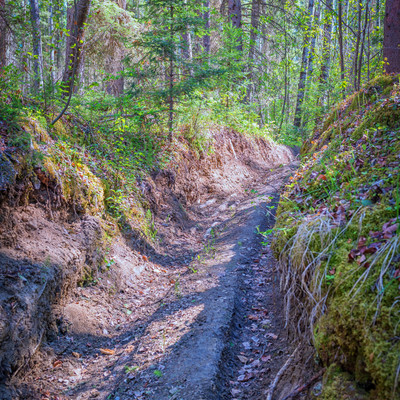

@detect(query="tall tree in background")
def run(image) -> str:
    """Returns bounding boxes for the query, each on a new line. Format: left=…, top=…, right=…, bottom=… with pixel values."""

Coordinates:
left=0, top=0, right=6, bottom=68
left=203, top=0, right=210, bottom=54
left=337, top=0, right=345, bottom=97
left=293, top=0, right=314, bottom=128
left=383, top=0, right=400, bottom=74
left=246, top=0, right=260, bottom=102
left=105, top=0, right=127, bottom=96
left=319, top=0, right=332, bottom=86
left=228, top=0, right=242, bottom=53
left=29, top=0, right=44, bottom=90
left=62, top=0, right=91, bottom=96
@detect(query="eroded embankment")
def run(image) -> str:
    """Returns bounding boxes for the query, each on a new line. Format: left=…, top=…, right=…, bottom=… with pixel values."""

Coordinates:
left=273, top=74, right=400, bottom=400
left=0, top=118, right=294, bottom=399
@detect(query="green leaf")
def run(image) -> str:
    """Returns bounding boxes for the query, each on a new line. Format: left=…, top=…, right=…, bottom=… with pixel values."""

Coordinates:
left=361, top=199, right=373, bottom=206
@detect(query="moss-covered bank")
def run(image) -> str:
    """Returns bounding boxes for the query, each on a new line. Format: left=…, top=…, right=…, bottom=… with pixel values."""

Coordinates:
left=273, top=75, right=400, bottom=399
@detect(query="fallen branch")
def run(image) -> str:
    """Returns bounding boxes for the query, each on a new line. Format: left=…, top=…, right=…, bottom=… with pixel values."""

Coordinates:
left=281, top=368, right=326, bottom=400
left=266, top=345, right=300, bottom=400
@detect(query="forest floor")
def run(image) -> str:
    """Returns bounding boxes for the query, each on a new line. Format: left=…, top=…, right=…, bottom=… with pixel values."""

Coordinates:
left=10, top=157, right=323, bottom=400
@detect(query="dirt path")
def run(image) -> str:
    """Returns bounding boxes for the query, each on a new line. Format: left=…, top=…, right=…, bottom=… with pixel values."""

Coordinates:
left=11, top=161, right=320, bottom=400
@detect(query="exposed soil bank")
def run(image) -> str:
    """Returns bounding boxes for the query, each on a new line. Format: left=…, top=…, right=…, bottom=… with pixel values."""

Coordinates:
left=0, top=124, right=296, bottom=399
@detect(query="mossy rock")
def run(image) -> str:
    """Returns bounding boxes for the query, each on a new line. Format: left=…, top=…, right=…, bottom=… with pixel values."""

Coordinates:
left=318, top=364, right=369, bottom=400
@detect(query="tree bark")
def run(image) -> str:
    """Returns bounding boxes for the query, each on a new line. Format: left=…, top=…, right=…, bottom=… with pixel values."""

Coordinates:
left=352, top=1, right=362, bottom=90
left=62, top=0, right=91, bottom=96
left=29, top=0, right=44, bottom=90
left=49, top=2, right=55, bottom=85
left=319, top=0, right=333, bottom=86
left=105, top=0, right=126, bottom=96
left=307, top=1, right=320, bottom=80
left=357, top=0, right=369, bottom=89
left=293, top=0, right=314, bottom=128
left=383, top=0, right=400, bottom=74
left=228, top=0, right=242, bottom=52
left=203, top=0, right=210, bottom=54
left=246, top=0, right=260, bottom=102
left=168, top=3, right=174, bottom=143
left=182, top=0, right=193, bottom=76
left=0, top=0, right=6, bottom=68
left=338, top=0, right=345, bottom=98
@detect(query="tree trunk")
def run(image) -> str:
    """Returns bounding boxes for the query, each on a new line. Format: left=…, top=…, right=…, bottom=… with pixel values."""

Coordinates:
left=338, top=0, right=345, bottom=98
left=29, top=0, right=44, bottom=90
left=307, top=1, right=320, bottom=80
left=49, top=2, right=55, bottom=85
left=0, top=0, right=6, bottom=68
left=203, top=0, right=210, bottom=54
left=228, top=0, right=242, bottom=52
left=246, top=0, right=260, bottom=102
left=105, top=0, right=126, bottom=96
left=62, top=0, right=91, bottom=97
left=352, top=1, right=362, bottom=90
left=383, top=0, right=400, bottom=74
left=168, top=3, right=174, bottom=143
left=319, top=0, right=333, bottom=86
left=357, top=0, right=369, bottom=89
left=182, top=0, right=193, bottom=76
left=293, top=0, right=314, bottom=128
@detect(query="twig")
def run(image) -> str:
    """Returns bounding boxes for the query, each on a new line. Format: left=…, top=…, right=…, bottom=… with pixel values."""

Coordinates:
left=266, top=345, right=300, bottom=400
left=281, top=368, right=326, bottom=400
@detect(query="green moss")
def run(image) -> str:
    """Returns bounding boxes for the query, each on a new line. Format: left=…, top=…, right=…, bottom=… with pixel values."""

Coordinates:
left=274, top=75, right=400, bottom=400
left=318, top=364, right=369, bottom=400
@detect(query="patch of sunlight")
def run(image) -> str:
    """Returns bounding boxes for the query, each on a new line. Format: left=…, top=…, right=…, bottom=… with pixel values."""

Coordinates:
left=140, top=304, right=205, bottom=356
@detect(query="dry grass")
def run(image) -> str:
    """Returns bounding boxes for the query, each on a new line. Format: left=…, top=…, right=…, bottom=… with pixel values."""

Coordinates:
left=278, top=208, right=363, bottom=340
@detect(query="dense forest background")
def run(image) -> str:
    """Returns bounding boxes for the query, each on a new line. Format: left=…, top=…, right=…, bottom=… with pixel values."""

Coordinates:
left=0, top=0, right=391, bottom=148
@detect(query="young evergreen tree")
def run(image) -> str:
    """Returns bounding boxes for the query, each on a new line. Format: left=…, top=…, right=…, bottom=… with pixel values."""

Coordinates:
left=130, top=0, right=218, bottom=142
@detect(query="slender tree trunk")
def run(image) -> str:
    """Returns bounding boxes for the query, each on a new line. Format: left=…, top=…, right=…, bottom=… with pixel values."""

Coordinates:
left=246, top=0, right=260, bottom=102
left=357, top=0, right=369, bottom=89
left=320, top=0, right=332, bottom=84
left=383, top=0, right=400, bottom=73
left=168, top=3, right=174, bottom=142
left=29, top=0, right=44, bottom=90
left=182, top=0, right=193, bottom=77
left=307, top=1, right=320, bottom=80
left=338, top=0, right=345, bottom=98
left=56, top=0, right=67, bottom=72
left=49, top=2, right=55, bottom=85
left=352, top=1, right=362, bottom=90
left=318, top=0, right=333, bottom=103
left=293, top=0, right=314, bottom=128
left=105, top=0, right=126, bottom=96
left=228, top=0, right=242, bottom=52
left=203, top=0, right=210, bottom=54
left=62, top=0, right=91, bottom=97
left=278, top=12, right=288, bottom=136
left=0, top=0, right=6, bottom=68
left=376, top=0, right=380, bottom=27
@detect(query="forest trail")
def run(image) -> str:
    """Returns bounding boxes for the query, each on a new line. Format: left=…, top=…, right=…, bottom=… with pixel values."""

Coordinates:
left=11, top=157, right=316, bottom=400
